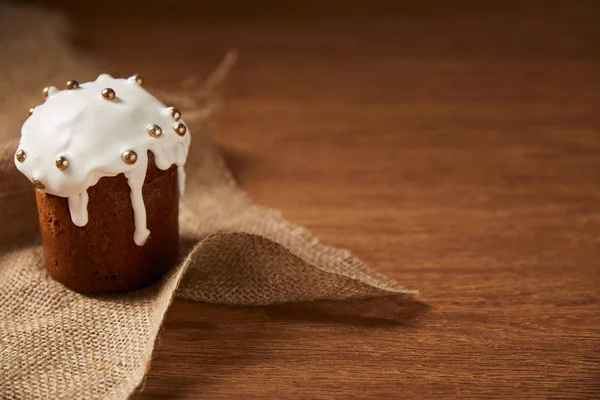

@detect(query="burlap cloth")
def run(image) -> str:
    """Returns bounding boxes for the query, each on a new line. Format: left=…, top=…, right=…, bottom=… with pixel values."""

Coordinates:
left=0, top=5, right=416, bottom=399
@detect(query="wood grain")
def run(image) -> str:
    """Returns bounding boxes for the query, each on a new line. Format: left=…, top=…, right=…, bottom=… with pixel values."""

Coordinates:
left=33, top=1, right=600, bottom=398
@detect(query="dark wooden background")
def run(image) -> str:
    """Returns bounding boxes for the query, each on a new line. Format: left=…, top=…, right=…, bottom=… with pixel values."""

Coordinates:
left=26, top=0, right=600, bottom=398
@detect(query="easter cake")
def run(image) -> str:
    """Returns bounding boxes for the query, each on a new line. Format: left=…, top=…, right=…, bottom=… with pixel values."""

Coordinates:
left=15, top=74, right=190, bottom=293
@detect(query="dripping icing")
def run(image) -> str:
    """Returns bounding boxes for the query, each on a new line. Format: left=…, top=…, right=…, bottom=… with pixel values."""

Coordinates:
left=177, top=167, right=186, bottom=195
left=124, top=158, right=151, bottom=246
left=15, top=74, right=191, bottom=246
left=68, top=191, right=89, bottom=227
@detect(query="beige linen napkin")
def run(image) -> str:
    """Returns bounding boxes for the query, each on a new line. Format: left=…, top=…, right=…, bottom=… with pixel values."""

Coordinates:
left=0, top=5, right=416, bottom=399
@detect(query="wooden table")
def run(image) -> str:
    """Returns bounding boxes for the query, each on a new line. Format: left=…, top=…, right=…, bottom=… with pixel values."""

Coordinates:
left=39, top=1, right=600, bottom=398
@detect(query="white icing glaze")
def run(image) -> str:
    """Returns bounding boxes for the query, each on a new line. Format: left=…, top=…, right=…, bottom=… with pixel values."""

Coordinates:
left=16, top=74, right=191, bottom=246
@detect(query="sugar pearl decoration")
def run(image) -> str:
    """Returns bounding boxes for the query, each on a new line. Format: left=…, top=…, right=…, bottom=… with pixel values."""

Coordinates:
left=122, top=150, right=138, bottom=164
left=173, top=122, right=186, bottom=136
left=32, top=179, right=45, bottom=189
left=15, top=149, right=26, bottom=163
left=42, top=86, right=51, bottom=99
left=28, top=107, right=34, bottom=115
left=168, top=107, right=181, bottom=121
left=55, top=156, right=69, bottom=171
left=66, top=80, right=80, bottom=90
left=131, top=74, right=143, bottom=85
left=147, top=124, right=162, bottom=138
left=101, top=88, right=116, bottom=100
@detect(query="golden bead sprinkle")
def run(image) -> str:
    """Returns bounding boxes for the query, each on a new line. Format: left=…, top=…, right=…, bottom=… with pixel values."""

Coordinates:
left=55, top=156, right=69, bottom=171
left=131, top=74, right=143, bottom=85
left=101, top=88, right=116, bottom=100
left=15, top=150, right=26, bottom=163
left=173, top=122, right=187, bottom=136
left=32, top=179, right=45, bottom=190
left=122, top=150, right=138, bottom=164
left=66, top=80, right=80, bottom=90
left=168, top=107, right=181, bottom=121
left=147, top=124, right=162, bottom=138
left=28, top=107, right=34, bottom=115
left=42, top=86, right=51, bottom=100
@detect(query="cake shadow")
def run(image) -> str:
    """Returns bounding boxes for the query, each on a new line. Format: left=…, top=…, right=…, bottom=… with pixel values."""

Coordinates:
left=218, top=144, right=257, bottom=184
left=179, top=235, right=204, bottom=257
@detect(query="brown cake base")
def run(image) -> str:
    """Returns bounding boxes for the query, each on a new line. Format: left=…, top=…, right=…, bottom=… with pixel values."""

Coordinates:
left=35, top=153, right=179, bottom=294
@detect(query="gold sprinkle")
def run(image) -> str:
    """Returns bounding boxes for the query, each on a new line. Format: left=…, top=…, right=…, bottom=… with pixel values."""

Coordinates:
left=66, top=80, right=80, bottom=90
left=55, top=156, right=69, bottom=171
left=147, top=124, right=162, bottom=138
left=173, top=122, right=186, bottom=136
left=42, top=86, right=51, bottom=100
left=28, top=107, right=34, bottom=115
left=15, top=150, right=26, bottom=163
left=122, top=150, right=137, bottom=164
left=168, top=107, right=181, bottom=121
left=101, top=88, right=116, bottom=100
left=33, top=179, right=45, bottom=190
left=131, top=74, right=143, bottom=85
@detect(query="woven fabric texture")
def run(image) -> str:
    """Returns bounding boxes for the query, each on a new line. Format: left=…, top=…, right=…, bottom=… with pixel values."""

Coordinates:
left=0, top=5, right=415, bottom=399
